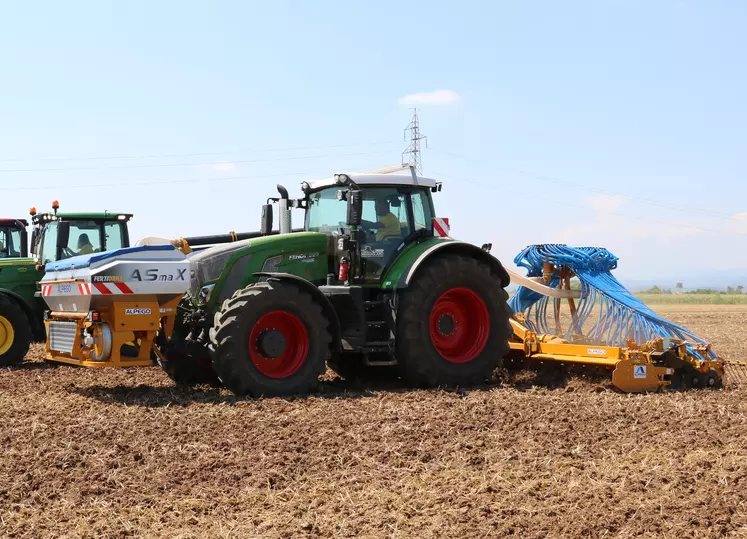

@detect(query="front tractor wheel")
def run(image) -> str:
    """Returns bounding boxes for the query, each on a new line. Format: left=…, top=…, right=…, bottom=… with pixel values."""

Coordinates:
left=396, top=255, right=512, bottom=388
left=157, top=299, right=220, bottom=387
left=209, top=281, right=331, bottom=397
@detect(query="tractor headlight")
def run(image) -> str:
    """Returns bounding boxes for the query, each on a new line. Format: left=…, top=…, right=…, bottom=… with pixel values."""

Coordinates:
left=199, top=283, right=215, bottom=305
left=199, top=284, right=216, bottom=305
left=188, top=242, right=250, bottom=296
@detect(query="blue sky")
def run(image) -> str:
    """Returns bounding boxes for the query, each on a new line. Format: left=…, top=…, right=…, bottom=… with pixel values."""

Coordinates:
left=1, top=0, right=746, bottom=281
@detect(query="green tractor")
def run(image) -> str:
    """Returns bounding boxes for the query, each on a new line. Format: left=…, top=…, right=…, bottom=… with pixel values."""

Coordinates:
left=159, top=168, right=512, bottom=396
left=0, top=202, right=133, bottom=366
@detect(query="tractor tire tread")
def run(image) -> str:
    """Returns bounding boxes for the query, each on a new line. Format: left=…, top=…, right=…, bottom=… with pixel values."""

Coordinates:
left=210, top=280, right=331, bottom=397
left=0, top=294, right=32, bottom=367
left=158, top=298, right=220, bottom=387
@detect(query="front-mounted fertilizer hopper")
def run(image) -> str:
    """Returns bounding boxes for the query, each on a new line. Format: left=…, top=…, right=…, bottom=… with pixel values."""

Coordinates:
left=40, top=245, right=190, bottom=367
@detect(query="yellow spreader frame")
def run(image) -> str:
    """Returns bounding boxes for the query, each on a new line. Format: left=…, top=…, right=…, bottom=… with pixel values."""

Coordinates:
left=44, top=292, right=181, bottom=368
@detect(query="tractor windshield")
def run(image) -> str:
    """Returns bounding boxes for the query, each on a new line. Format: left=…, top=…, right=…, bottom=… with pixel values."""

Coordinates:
left=0, top=226, right=24, bottom=258
left=37, top=220, right=128, bottom=264
left=305, top=186, right=434, bottom=234
left=306, top=186, right=413, bottom=234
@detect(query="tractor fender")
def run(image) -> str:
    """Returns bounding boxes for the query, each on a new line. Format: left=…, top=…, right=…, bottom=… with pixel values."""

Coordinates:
left=399, top=241, right=510, bottom=289
left=0, top=288, right=43, bottom=340
left=252, top=272, right=342, bottom=354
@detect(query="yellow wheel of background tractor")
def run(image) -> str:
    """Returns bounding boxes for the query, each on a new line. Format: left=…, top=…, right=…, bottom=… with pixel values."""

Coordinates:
left=0, top=315, right=14, bottom=356
left=0, top=295, right=31, bottom=366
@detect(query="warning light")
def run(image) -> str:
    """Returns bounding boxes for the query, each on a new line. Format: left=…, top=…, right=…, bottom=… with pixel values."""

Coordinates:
left=52, top=200, right=59, bottom=210
left=29, top=207, right=36, bottom=216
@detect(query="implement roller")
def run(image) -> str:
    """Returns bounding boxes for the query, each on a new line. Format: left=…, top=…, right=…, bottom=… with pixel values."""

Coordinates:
left=504, top=244, right=744, bottom=392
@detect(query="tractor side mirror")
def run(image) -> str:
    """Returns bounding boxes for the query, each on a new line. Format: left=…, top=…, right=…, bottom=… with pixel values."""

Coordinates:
left=346, top=190, right=363, bottom=227
left=260, top=204, right=273, bottom=235
left=57, top=221, right=70, bottom=251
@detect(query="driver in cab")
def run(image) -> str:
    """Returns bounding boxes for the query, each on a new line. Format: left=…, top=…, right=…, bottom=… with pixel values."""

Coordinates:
left=76, top=233, right=95, bottom=255
left=363, top=198, right=401, bottom=241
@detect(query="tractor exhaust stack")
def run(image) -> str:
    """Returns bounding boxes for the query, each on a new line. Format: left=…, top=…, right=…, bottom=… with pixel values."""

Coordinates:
left=276, top=185, right=292, bottom=235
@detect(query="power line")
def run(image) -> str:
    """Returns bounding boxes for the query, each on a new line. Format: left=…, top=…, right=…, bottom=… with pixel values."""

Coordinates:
left=0, top=140, right=400, bottom=164
left=430, top=170, right=747, bottom=239
left=0, top=149, right=394, bottom=173
left=0, top=170, right=330, bottom=192
left=428, top=147, right=743, bottom=222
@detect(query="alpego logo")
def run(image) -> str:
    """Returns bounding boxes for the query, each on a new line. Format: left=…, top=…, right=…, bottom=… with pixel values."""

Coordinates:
left=125, top=308, right=152, bottom=315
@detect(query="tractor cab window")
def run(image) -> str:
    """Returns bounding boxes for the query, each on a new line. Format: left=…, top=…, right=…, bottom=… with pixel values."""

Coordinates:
left=357, top=187, right=410, bottom=280
left=306, top=188, right=349, bottom=234
left=360, top=189, right=409, bottom=239
left=104, top=222, right=126, bottom=251
left=411, top=189, right=434, bottom=232
left=0, top=227, right=23, bottom=258
left=38, top=220, right=127, bottom=264
left=60, top=220, right=102, bottom=260
left=38, top=222, right=58, bottom=264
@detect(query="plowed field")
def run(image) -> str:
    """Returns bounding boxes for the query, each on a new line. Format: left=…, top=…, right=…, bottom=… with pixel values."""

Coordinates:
left=1, top=306, right=746, bottom=538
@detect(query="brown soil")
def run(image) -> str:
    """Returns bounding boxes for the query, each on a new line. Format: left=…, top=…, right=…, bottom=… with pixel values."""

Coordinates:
left=1, top=308, right=746, bottom=538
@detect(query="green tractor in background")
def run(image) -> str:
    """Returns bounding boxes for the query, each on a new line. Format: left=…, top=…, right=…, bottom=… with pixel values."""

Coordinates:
left=0, top=202, right=133, bottom=366
left=160, top=168, right=512, bottom=396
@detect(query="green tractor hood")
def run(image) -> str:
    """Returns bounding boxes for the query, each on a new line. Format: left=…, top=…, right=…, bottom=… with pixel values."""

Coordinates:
left=189, top=232, right=332, bottom=308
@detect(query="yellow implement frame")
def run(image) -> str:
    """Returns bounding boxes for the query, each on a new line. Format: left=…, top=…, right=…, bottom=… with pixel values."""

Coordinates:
left=45, top=297, right=180, bottom=368
left=508, top=315, right=726, bottom=392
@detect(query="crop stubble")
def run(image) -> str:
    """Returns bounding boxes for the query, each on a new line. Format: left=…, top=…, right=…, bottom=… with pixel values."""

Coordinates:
left=0, top=307, right=746, bottom=538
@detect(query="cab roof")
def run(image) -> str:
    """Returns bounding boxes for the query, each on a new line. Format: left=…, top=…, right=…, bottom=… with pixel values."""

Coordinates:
left=303, top=172, right=437, bottom=192
left=0, top=218, right=28, bottom=227
left=32, top=211, right=132, bottom=223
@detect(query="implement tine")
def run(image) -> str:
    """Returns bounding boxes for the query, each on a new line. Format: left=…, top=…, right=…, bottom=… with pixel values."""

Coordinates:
left=724, top=363, right=747, bottom=388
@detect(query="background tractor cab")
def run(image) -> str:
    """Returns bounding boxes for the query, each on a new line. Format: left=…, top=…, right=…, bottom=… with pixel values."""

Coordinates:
left=0, top=219, right=29, bottom=259
left=30, top=201, right=133, bottom=265
left=0, top=202, right=135, bottom=368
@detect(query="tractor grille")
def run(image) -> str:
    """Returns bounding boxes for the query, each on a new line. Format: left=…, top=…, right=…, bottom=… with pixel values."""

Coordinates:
left=48, top=321, right=77, bottom=354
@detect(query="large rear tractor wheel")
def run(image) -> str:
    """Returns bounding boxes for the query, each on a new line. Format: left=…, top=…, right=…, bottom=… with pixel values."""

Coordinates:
left=395, top=255, right=512, bottom=388
left=209, top=281, right=331, bottom=397
left=0, top=296, right=31, bottom=367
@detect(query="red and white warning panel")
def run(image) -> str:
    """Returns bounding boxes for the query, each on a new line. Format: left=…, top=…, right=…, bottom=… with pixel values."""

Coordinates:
left=41, top=283, right=93, bottom=297
left=39, top=245, right=190, bottom=313
left=433, top=217, right=450, bottom=238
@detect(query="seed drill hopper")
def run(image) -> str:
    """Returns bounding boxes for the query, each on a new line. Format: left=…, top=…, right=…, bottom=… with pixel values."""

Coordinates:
left=504, top=244, right=744, bottom=391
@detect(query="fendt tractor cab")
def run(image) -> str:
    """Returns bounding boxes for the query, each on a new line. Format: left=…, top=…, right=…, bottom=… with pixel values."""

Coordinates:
left=0, top=201, right=132, bottom=366
left=157, top=167, right=512, bottom=396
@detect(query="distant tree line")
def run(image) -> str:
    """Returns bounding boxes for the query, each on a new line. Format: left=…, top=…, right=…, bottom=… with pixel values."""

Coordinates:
left=641, top=285, right=745, bottom=295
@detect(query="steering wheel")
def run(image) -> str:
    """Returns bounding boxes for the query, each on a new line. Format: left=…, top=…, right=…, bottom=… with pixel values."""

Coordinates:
left=61, top=247, right=76, bottom=257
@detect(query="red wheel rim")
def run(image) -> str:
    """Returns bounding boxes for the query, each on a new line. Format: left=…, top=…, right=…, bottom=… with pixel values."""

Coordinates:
left=248, top=310, right=309, bottom=378
left=429, top=287, right=490, bottom=363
